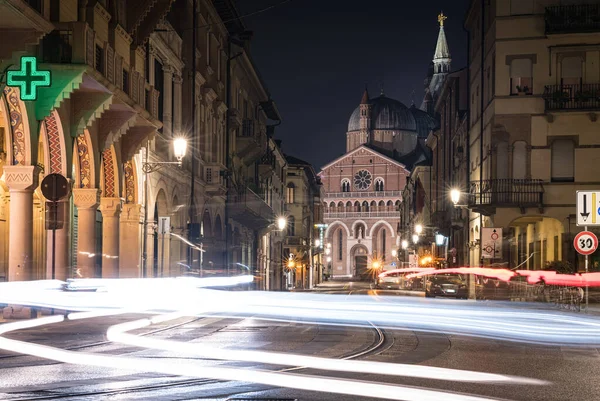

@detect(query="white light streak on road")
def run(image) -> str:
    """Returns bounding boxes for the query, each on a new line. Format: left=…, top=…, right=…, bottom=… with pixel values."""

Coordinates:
left=0, top=313, right=513, bottom=401
left=106, top=314, right=546, bottom=385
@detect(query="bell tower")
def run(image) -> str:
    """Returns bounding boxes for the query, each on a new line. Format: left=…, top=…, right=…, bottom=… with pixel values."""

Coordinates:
left=347, top=87, right=371, bottom=152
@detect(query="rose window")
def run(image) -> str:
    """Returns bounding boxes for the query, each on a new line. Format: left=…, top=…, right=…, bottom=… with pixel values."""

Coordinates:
left=353, top=170, right=372, bottom=191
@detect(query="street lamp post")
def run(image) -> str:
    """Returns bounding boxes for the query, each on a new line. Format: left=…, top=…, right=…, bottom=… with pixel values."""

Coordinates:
left=141, top=137, right=187, bottom=278
left=273, top=216, right=287, bottom=291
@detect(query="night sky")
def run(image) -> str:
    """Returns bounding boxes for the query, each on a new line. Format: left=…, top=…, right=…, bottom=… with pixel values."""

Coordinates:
left=239, top=0, right=470, bottom=170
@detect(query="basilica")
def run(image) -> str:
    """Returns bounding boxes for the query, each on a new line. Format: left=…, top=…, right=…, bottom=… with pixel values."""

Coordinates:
left=319, top=14, right=451, bottom=278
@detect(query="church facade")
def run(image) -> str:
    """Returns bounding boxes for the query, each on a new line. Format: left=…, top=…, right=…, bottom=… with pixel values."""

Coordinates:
left=319, top=14, right=451, bottom=278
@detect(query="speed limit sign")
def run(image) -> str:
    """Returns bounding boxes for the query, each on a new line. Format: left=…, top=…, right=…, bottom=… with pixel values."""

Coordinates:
left=574, top=231, right=598, bottom=255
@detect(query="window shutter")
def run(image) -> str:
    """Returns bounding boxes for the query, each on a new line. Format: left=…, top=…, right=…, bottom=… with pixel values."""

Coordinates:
left=561, top=57, right=583, bottom=78
left=552, top=140, right=574, bottom=180
left=510, top=58, right=532, bottom=78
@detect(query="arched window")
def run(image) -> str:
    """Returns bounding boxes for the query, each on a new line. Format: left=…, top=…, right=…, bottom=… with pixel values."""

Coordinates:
left=551, top=139, right=575, bottom=182
left=286, top=183, right=295, bottom=204
left=341, top=179, right=350, bottom=192
left=362, top=201, right=369, bottom=212
left=375, top=178, right=384, bottom=192
left=512, top=141, right=527, bottom=180
left=287, top=216, right=295, bottom=236
left=338, top=229, right=343, bottom=261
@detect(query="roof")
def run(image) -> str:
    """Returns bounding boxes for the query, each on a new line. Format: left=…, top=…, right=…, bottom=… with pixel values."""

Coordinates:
left=434, top=26, right=451, bottom=60
left=348, top=94, right=414, bottom=132
left=360, top=87, right=370, bottom=104
left=285, top=154, right=319, bottom=186
left=395, top=140, right=432, bottom=170
left=319, top=144, right=408, bottom=172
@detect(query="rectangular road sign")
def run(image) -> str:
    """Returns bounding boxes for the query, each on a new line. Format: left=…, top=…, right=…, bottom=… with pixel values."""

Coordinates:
left=576, top=191, right=600, bottom=226
left=482, top=227, right=502, bottom=259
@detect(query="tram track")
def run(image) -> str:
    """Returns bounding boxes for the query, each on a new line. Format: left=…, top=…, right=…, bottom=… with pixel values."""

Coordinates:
left=3, top=318, right=388, bottom=400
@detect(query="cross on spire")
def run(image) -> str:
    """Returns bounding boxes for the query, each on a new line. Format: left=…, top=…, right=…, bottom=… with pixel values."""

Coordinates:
left=438, top=11, right=447, bottom=27
left=380, top=82, right=385, bottom=96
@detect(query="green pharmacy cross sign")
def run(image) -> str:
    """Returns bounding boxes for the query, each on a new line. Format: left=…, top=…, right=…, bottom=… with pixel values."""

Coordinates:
left=6, top=57, right=51, bottom=101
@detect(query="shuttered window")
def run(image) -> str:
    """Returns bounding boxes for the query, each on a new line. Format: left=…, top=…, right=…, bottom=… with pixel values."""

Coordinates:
left=551, top=139, right=575, bottom=182
left=510, top=58, right=533, bottom=94
left=561, top=57, right=583, bottom=86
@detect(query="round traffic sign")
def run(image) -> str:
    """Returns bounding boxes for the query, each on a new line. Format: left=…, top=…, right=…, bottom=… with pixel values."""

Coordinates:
left=574, top=231, right=598, bottom=256
left=41, top=173, right=70, bottom=202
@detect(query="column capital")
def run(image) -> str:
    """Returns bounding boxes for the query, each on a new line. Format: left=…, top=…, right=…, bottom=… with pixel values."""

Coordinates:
left=73, top=188, right=100, bottom=209
left=173, top=74, right=183, bottom=84
left=163, top=63, right=175, bottom=75
left=100, top=197, right=122, bottom=217
left=3, top=165, right=40, bottom=191
left=121, top=203, right=143, bottom=222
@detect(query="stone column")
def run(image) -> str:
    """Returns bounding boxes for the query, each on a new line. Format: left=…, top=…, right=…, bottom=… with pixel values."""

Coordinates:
left=73, top=188, right=100, bottom=278
left=4, top=165, right=39, bottom=281
left=162, top=64, right=174, bottom=136
left=46, top=198, right=71, bottom=281
left=173, top=73, right=183, bottom=135
left=145, top=220, right=156, bottom=277
left=100, top=197, right=121, bottom=278
left=119, top=203, right=142, bottom=278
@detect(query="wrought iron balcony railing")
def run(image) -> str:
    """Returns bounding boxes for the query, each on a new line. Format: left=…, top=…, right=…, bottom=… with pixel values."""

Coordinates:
left=545, top=4, right=600, bottom=35
left=543, top=84, right=600, bottom=111
left=468, top=179, right=544, bottom=207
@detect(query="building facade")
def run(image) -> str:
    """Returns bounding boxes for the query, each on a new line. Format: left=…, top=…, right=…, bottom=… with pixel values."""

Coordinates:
left=0, top=0, right=285, bottom=294
left=320, top=16, right=450, bottom=278
left=465, top=0, right=600, bottom=270
left=283, top=154, right=321, bottom=289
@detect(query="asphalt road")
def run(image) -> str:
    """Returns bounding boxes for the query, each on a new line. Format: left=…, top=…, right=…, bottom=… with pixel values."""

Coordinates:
left=0, top=283, right=599, bottom=401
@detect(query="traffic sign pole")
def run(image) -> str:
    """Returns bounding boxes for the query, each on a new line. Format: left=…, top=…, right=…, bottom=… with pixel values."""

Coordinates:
left=586, top=226, right=589, bottom=313
left=585, top=226, right=590, bottom=312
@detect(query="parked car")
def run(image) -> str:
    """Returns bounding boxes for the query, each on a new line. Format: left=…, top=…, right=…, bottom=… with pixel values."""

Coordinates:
left=425, top=274, right=468, bottom=299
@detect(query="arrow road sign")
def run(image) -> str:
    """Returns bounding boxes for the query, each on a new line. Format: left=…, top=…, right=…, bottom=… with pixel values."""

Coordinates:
left=577, top=191, right=600, bottom=226
left=581, top=194, right=590, bottom=222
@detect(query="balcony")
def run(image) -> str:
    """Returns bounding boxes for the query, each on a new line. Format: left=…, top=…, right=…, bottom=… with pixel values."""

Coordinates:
left=39, top=22, right=150, bottom=115
left=543, top=84, right=600, bottom=111
left=545, top=5, right=600, bottom=35
left=324, top=190, right=403, bottom=200
left=258, top=148, right=276, bottom=178
left=285, top=237, right=305, bottom=246
left=468, top=179, right=544, bottom=215
left=236, top=119, right=267, bottom=165
left=228, top=188, right=274, bottom=230
left=324, top=211, right=399, bottom=219
left=0, top=0, right=54, bottom=59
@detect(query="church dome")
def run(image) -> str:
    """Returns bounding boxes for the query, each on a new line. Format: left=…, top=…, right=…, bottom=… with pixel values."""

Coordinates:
left=410, top=105, right=438, bottom=138
left=348, top=95, right=414, bottom=132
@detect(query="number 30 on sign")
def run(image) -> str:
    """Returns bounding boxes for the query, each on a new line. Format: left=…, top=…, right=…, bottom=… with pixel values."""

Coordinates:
left=574, top=231, right=599, bottom=256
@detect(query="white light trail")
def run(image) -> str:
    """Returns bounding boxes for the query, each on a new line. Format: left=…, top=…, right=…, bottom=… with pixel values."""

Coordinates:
left=106, top=315, right=546, bottom=385
left=0, top=313, right=513, bottom=401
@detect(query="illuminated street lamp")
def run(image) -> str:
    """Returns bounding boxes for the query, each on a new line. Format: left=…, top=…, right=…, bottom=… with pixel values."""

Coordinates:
left=142, top=137, right=188, bottom=278
left=314, top=239, right=321, bottom=247
left=277, top=216, right=287, bottom=231
left=327, top=256, right=332, bottom=263
left=412, top=234, right=419, bottom=244
left=415, top=224, right=423, bottom=235
left=450, top=188, right=461, bottom=206
left=391, top=249, right=397, bottom=258
left=372, top=260, right=381, bottom=270
left=401, top=240, right=409, bottom=250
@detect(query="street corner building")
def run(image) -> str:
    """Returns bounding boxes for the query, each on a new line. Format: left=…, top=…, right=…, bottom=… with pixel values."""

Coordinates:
left=0, top=0, right=294, bottom=294
left=318, top=14, right=450, bottom=278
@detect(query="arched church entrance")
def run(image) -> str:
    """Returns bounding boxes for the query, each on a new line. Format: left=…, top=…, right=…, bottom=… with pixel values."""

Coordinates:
left=350, top=244, right=369, bottom=279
